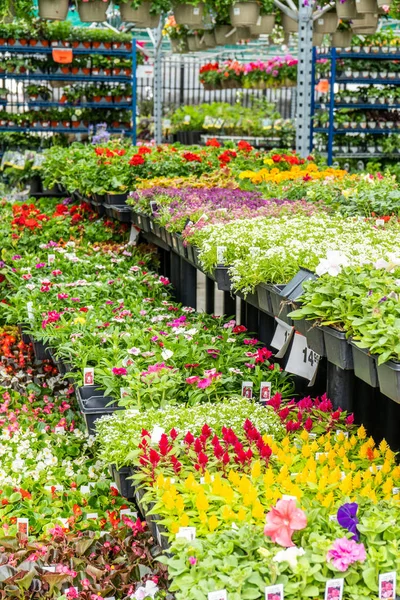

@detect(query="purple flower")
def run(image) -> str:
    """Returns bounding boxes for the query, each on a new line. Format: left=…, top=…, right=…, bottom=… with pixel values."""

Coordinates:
left=337, top=502, right=359, bottom=541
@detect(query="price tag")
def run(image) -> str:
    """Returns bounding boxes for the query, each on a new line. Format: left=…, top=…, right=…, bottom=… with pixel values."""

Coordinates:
left=80, top=485, right=91, bottom=495
left=325, top=579, right=344, bottom=600
left=48, top=254, right=55, bottom=265
left=392, top=487, right=400, bottom=495
left=318, top=17, right=324, bottom=24
left=83, top=367, right=94, bottom=386
left=193, top=6, right=200, bottom=14
left=44, top=485, right=64, bottom=492
left=16, top=518, right=28, bottom=541
left=285, top=332, right=319, bottom=385
left=27, top=302, right=34, bottom=322
left=379, top=572, right=396, bottom=600
left=163, top=118, right=171, bottom=130
left=184, top=115, right=191, bottom=123
left=216, top=246, right=227, bottom=265
left=241, top=381, right=253, bottom=399
left=149, top=200, right=159, bottom=214
left=129, top=225, right=140, bottom=245
left=43, top=566, right=56, bottom=572
left=259, top=382, right=271, bottom=404
left=265, top=584, right=284, bottom=600
left=58, top=518, right=69, bottom=529
left=120, top=508, right=137, bottom=517
left=86, top=513, right=98, bottom=520
left=54, top=426, right=65, bottom=434
left=282, top=494, right=297, bottom=502
left=270, top=317, right=294, bottom=357
left=208, top=592, right=228, bottom=600
left=176, top=526, right=196, bottom=541
left=233, top=6, right=240, bottom=14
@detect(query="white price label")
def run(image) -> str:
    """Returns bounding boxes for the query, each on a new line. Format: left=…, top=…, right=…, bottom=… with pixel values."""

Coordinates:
left=241, top=381, right=253, bottom=399
left=163, top=118, right=171, bottom=129
left=128, top=225, right=140, bottom=245
left=285, top=332, right=319, bottom=384
left=260, top=381, right=271, bottom=404
left=318, top=17, right=324, bottom=24
left=80, top=486, right=91, bottom=495
left=265, top=584, right=284, bottom=600
left=176, top=526, right=196, bottom=541
left=54, top=426, right=65, bottom=434
left=379, top=572, right=396, bottom=600
left=281, top=494, right=297, bottom=502
left=120, top=508, right=137, bottom=517
left=83, top=367, right=94, bottom=386
left=193, top=6, right=200, bottom=14
left=86, top=513, right=98, bottom=520
left=270, top=317, right=294, bottom=357
left=208, top=592, right=228, bottom=600
left=184, top=115, right=191, bottom=123
left=233, top=6, right=240, bottom=14
left=325, top=579, right=344, bottom=600
left=216, top=246, right=227, bottom=265
left=43, top=566, right=56, bottom=572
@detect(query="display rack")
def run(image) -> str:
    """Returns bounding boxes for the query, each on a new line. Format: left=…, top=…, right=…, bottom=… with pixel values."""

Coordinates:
left=0, top=40, right=137, bottom=142
left=311, top=47, right=400, bottom=165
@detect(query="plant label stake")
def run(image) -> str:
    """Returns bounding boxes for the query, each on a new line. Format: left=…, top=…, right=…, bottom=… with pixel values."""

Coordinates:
left=260, top=382, right=272, bottom=404
left=265, top=584, right=284, bottom=600
left=208, top=591, right=228, bottom=600
left=16, top=518, right=28, bottom=542
left=176, top=526, right=196, bottom=541
left=285, top=332, right=319, bottom=385
left=379, top=572, right=396, bottom=600
left=241, top=381, right=253, bottom=399
left=48, top=254, right=55, bottom=265
left=270, top=317, right=294, bottom=357
left=83, top=367, right=94, bottom=386
left=325, top=579, right=344, bottom=600
left=217, top=246, right=227, bottom=265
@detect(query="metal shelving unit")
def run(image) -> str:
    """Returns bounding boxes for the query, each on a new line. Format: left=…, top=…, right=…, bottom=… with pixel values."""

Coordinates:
left=311, top=47, right=400, bottom=164
left=0, top=40, right=137, bottom=142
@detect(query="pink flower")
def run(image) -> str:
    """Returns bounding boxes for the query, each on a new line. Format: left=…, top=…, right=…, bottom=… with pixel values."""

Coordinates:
left=264, top=499, right=307, bottom=547
left=186, top=376, right=200, bottom=384
left=327, top=537, right=367, bottom=572
left=197, top=377, right=212, bottom=389
left=189, top=556, right=197, bottom=565
left=112, top=367, right=128, bottom=376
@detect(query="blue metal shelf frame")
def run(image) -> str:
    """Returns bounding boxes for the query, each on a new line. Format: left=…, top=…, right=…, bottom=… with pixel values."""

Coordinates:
left=0, top=38, right=137, bottom=143
left=311, top=48, right=400, bottom=165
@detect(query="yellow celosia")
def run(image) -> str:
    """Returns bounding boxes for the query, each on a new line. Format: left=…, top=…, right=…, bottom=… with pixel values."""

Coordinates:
left=208, top=515, right=219, bottom=532
left=196, top=493, right=209, bottom=512
left=252, top=501, right=265, bottom=520
left=175, top=495, right=185, bottom=513
left=179, top=514, right=190, bottom=527
left=251, top=460, right=261, bottom=481
left=357, top=425, right=367, bottom=440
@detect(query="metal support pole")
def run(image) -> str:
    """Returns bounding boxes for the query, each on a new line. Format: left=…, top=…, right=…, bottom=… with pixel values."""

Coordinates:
left=180, top=259, right=197, bottom=309
left=153, top=21, right=163, bottom=144
left=132, top=38, right=137, bottom=145
left=327, top=47, right=337, bottom=166
left=295, top=2, right=314, bottom=158
left=205, top=277, right=215, bottom=314
left=309, top=46, right=316, bottom=154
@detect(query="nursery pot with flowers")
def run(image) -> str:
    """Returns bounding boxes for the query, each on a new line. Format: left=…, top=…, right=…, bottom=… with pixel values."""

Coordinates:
left=171, top=37, right=189, bottom=53
left=119, top=1, right=160, bottom=26
left=77, top=0, right=110, bottom=22
left=173, top=2, right=205, bottom=26
left=38, top=0, right=69, bottom=19
left=215, top=25, right=238, bottom=44
left=332, top=30, right=352, bottom=46
left=355, top=0, right=377, bottom=13
left=229, top=1, right=260, bottom=26
left=335, top=0, right=357, bottom=17
left=314, top=11, right=339, bottom=33
left=187, top=34, right=201, bottom=50
left=313, top=31, right=325, bottom=45
left=249, top=14, right=276, bottom=34
left=281, top=12, right=298, bottom=32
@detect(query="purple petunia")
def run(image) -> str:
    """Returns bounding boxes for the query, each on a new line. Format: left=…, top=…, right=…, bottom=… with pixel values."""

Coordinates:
left=337, top=502, right=359, bottom=541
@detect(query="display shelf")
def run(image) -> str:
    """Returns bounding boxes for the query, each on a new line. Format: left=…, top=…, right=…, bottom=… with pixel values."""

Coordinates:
left=200, top=134, right=292, bottom=147
left=23, top=101, right=132, bottom=109
left=0, top=72, right=131, bottom=82
left=0, top=125, right=131, bottom=133
left=311, top=47, right=400, bottom=165
left=0, top=43, right=131, bottom=56
left=319, top=152, right=400, bottom=159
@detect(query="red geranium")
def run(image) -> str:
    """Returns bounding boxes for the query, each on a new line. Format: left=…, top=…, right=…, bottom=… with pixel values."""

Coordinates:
left=237, top=140, right=253, bottom=152
left=206, top=138, right=221, bottom=147
left=138, top=146, right=152, bottom=155
left=182, top=152, right=202, bottom=162
left=129, top=154, right=145, bottom=166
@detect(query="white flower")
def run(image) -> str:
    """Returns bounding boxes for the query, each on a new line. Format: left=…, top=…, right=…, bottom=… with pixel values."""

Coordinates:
left=150, top=425, right=165, bottom=444
left=131, top=581, right=159, bottom=600
left=374, top=258, right=389, bottom=270
left=273, top=546, right=305, bottom=569
left=128, top=347, right=140, bottom=356
left=161, top=349, right=173, bottom=361
left=315, top=251, right=349, bottom=277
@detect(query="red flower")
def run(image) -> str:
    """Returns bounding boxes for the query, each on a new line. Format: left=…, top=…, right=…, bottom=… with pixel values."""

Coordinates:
left=232, top=325, right=247, bottom=334
left=346, top=414, right=354, bottom=425
left=304, top=417, right=313, bottom=431
left=182, top=152, right=202, bottom=162
left=206, top=138, right=221, bottom=147
left=237, top=140, right=253, bottom=152
left=95, top=147, right=105, bottom=156
left=184, top=431, right=194, bottom=445
left=72, top=504, right=82, bottom=517
left=170, top=428, right=178, bottom=440
left=255, top=347, right=273, bottom=364
left=197, top=451, right=208, bottom=467
left=129, top=154, right=145, bottom=166
left=138, top=146, right=152, bottom=155
left=149, top=448, right=161, bottom=466
left=158, top=433, right=170, bottom=456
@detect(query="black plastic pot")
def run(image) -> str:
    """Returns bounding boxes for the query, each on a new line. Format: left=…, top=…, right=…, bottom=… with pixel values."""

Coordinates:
left=94, top=193, right=106, bottom=203
left=295, top=319, right=326, bottom=357
left=192, top=246, right=201, bottom=269
left=104, top=205, right=114, bottom=219
left=175, top=130, right=202, bottom=145
left=17, top=325, right=31, bottom=345
left=281, top=268, right=317, bottom=301
left=376, top=359, right=400, bottom=402
left=111, top=465, right=135, bottom=500
left=322, top=326, right=353, bottom=370
left=76, top=385, right=123, bottom=435
left=29, top=336, right=51, bottom=361
left=350, top=340, right=378, bottom=388
left=29, top=175, right=42, bottom=194
left=214, top=266, right=232, bottom=291
left=134, top=486, right=170, bottom=550
left=176, top=233, right=187, bottom=259
left=106, top=192, right=128, bottom=206
left=111, top=205, right=131, bottom=223
left=171, top=233, right=179, bottom=253
left=91, top=201, right=105, bottom=216
left=257, top=284, right=274, bottom=315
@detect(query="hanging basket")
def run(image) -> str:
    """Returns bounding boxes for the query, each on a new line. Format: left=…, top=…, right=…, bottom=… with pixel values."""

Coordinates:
left=229, top=1, right=260, bottom=26
left=119, top=1, right=160, bottom=26
left=331, top=30, right=352, bottom=46
left=377, top=0, right=391, bottom=6
left=173, top=2, right=204, bottom=26
left=314, top=10, right=339, bottom=33
left=355, top=0, right=377, bottom=13
left=249, top=14, right=276, bottom=34
left=281, top=12, right=298, bottom=32
left=171, top=37, right=189, bottom=53
left=200, top=30, right=216, bottom=47
left=38, top=0, right=69, bottom=19
left=236, top=25, right=251, bottom=39
left=77, top=0, right=110, bottom=22
left=214, top=25, right=238, bottom=45
left=187, top=34, right=200, bottom=50
left=313, top=31, right=324, bottom=45
left=335, top=0, right=357, bottom=17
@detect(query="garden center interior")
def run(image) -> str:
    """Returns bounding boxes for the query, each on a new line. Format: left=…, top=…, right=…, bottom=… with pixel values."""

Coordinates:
left=0, top=0, right=400, bottom=598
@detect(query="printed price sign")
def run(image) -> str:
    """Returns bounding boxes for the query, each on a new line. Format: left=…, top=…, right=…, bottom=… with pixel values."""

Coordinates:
left=83, top=368, right=94, bottom=386
left=208, top=591, right=228, bottom=600
left=265, top=584, right=284, bottom=600
left=325, top=579, right=344, bottom=600
left=241, top=381, right=253, bottom=399
left=285, top=332, right=319, bottom=385
left=270, top=317, right=294, bottom=358
left=379, top=572, right=396, bottom=600
left=176, top=526, right=196, bottom=541
left=128, top=225, right=140, bottom=245
left=259, top=381, right=271, bottom=404
left=17, top=518, right=28, bottom=541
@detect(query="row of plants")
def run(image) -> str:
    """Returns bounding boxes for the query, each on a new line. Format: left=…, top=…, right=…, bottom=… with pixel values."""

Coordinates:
left=315, top=110, right=400, bottom=130
left=0, top=108, right=131, bottom=129
left=0, top=55, right=134, bottom=77
left=25, top=83, right=133, bottom=104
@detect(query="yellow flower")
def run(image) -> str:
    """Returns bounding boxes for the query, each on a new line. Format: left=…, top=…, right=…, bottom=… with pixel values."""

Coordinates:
left=199, top=511, right=208, bottom=524
left=302, top=444, right=312, bottom=458
left=170, top=522, right=180, bottom=534
left=382, top=477, right=393, bottom=496
left=321, top=491, right=334, bottom=508
left=73, top=316, right=86, bottom=325
left=179, top=513, right=190, bottom=527
left=357, top=425, right=367, bottom=440
left=196, top=493, right=209, bottom=512
left=237, top=508, right=247, bottom=521
left=251, top=460, right=261, bottom=480
left=204, top=470, right=212, bottom=485
left=175, top=495, right=185, bottom=513
left=379, top=439, right=388, bottom=453
left=252, top=501, right=265, bottom=520
left=184, top=473, right=196, bottom=491
left=161, top=491, right=176, bottom=511
left=208, top=515, right=219, bottom=532
left=340, top=474, right=353, bottom=495
left=264, top=158, right=274, bottom=165
left=222, top=505, right=235, bottom=521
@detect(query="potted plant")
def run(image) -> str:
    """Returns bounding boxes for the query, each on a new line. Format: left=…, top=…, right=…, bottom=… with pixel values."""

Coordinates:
left=173, top=0, right=205, bottom=26
left=314, top=10, right=339, bottom=34
left=249, top=0, right=276, bottom=34
left=336, top=0, right=357, bottom=17
left=76, top=0, right=110, bottom=22
left=229, top=0, right=260, bottom=26
left=332, top=20, right=352, bottom=47
left=115, top=0, right=163, bottom=26
left=38, top=0, right=69, bottom=20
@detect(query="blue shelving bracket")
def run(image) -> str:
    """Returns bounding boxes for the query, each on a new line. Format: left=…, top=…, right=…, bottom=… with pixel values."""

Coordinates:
left=309, top=46, right=317, bottom=154
left=327, top=48, right=337, bottom=166
left=132, top=38, right=137, bottom=145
